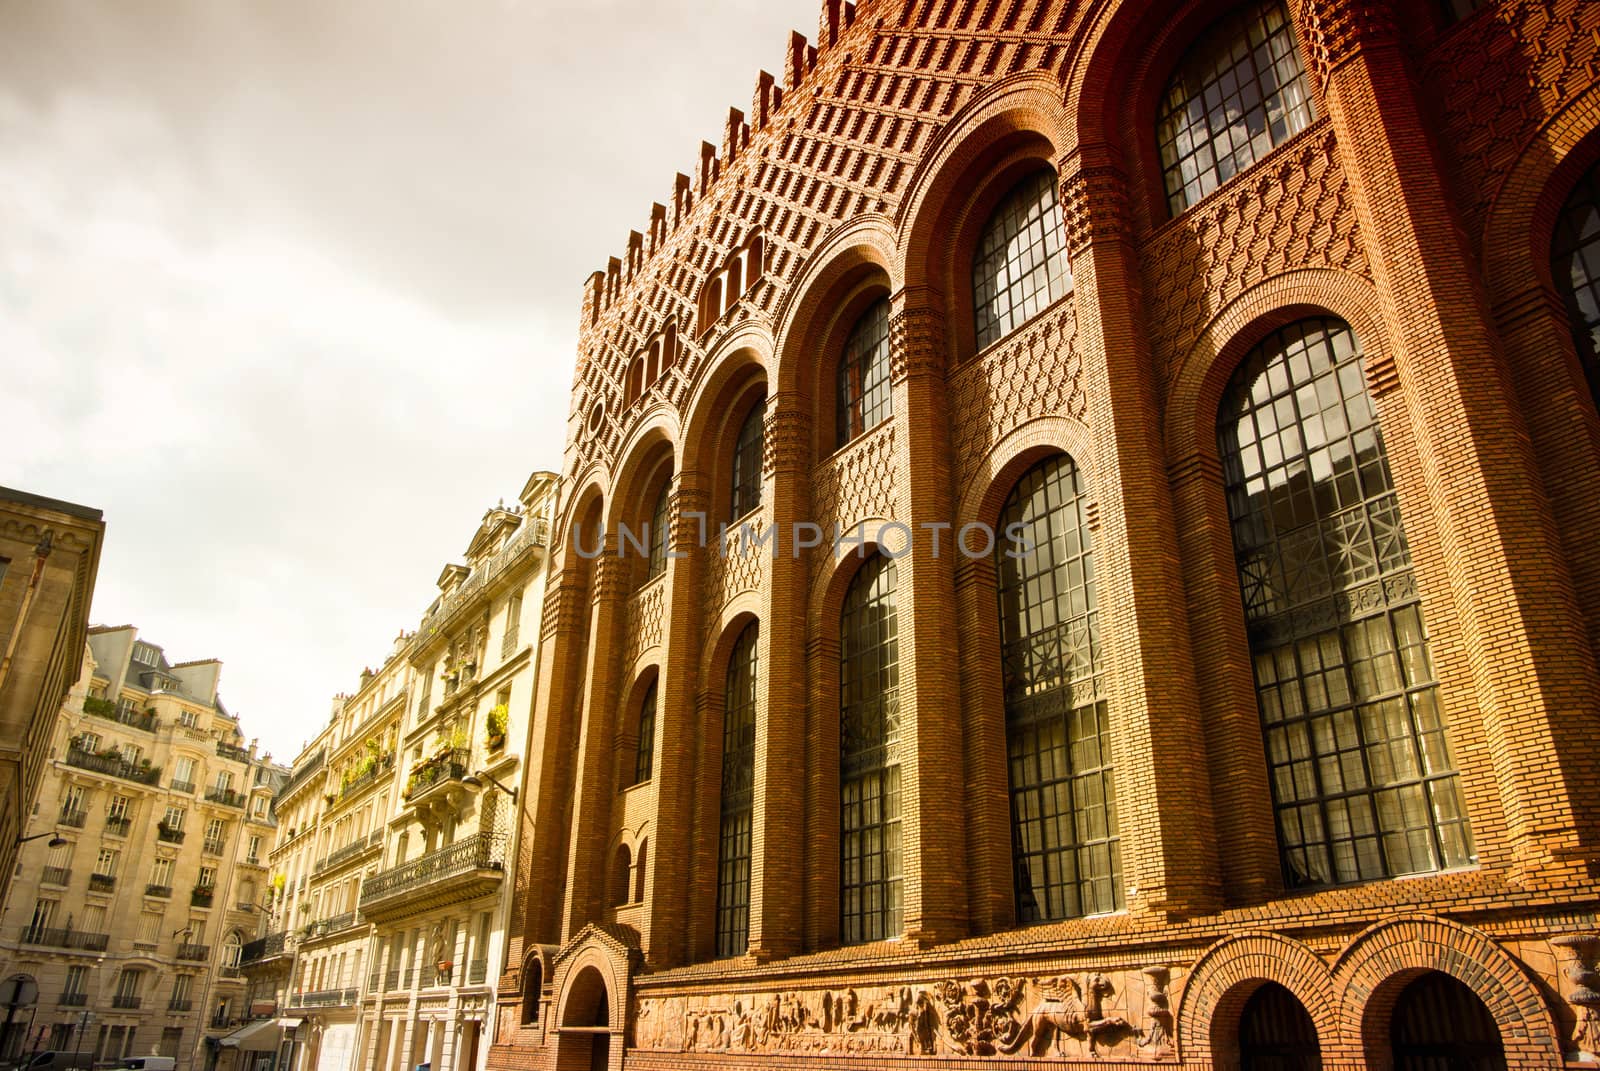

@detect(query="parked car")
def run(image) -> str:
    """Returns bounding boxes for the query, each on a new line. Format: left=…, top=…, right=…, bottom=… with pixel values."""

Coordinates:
left=120, top=1060, right=175, bottom=1071
left=24, top=1052, right=95, bottom=1071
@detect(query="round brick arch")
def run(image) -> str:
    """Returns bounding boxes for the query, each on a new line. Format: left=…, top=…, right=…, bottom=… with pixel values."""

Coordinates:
left=1329, top=914, right=1561, bottom=1070
left=1176, top=931, right=1337, bottom=1069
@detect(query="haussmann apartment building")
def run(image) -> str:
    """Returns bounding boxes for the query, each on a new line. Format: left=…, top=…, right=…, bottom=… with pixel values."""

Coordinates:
left=478, top=1, right=1600, bottom=1069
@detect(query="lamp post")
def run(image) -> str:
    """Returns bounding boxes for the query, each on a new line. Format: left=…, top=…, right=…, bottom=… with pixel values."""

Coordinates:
left=71, top=1010, right=92, bottom=1070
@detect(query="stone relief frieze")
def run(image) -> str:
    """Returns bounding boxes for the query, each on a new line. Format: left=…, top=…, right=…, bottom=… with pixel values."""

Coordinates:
left=632, top=966, right=1178, bottom=1060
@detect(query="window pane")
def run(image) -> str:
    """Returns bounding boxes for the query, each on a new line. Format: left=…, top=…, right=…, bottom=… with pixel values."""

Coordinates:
left=646, top=483, right=671, bottom=581
left=1551, top=159, right=1600, bottom=414
left=836, top=299, right=892, bottom=448
left=996, top=455, right=1122, bottom=922
left=633, top=683, right=657, bottom=786
left=839, top=555, right=902, bottom=943
left=1158, top=0, right=1316, bottom=215
left=972, top=171, right=1073, bottom=350
left=729, top=396, right=766, bottom=521
left=1217, top=317, right=1474, bottom=888
left=715, top=623, right=759, bottom=958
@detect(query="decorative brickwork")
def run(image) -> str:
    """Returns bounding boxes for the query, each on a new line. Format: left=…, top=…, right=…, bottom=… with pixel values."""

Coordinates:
left=491, top=2, right=1600, bottom=1069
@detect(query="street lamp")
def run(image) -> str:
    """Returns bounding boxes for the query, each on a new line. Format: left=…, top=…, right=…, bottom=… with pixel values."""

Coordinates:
left=458, top=772, right=516, bottom=801
left=14, top=833, right=67, bottom=847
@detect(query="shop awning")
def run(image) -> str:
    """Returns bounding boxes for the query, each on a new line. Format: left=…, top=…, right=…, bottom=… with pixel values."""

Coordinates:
left=219, top=1018, right=303, bottom=1051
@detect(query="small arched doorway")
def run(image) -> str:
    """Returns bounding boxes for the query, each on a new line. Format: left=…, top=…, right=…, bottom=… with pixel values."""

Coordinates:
left=1238, top=982, right=1321, bottom=1071
left=1390, top=972, right=1506, bottom=1071
left=558, top=965, right=612, bottom=1071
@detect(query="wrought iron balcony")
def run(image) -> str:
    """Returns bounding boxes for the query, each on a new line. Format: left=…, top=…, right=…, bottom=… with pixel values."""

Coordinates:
left=203, top=838, right=224, bottom=855
left=360, top=832, right=505, bottom=921
left=64, top=745, right=161, bottom=786
left=205, top=787, right=247, bottom=808
left=157, top=826, right=186, bottom=844
left=41, top=866, right=70, bottom=886
left=111, top=995, right=141, bottom=1010
left=20, top=927, right=109, bottom=951
left=170, top=780, right=196, bottom=794
left=383, top=970, right=400, bottom=991
left=216, top=741, right=250, bottom=762
left=59, top=809, right=86, bottom=828
left=292, top=988, right=358, bottom=1009
left=241, top=930, right=288, bottom=965
left=403, top=748, right=470, bottom=802
left=219, top=965, right=243, bottom=980
left=89, top=873, right=116, bottom=892
left=104, top=816, right=132, bottom=837
left=168, top=999, right=193, bottom=1012
left=301, top=910, right=362, bottom=942
left=190, top=887, right=214, bottom=907
left=468, top=959, right=488, bottom=985
left=314, top=832, right=381, bottom=876
left=58, top=993, right=87, bottom=1007
left=416, top=518, right=548, bottom=640
left=278, top=749, right=326, bottom=801
left=177, top=943, right=211, bottom=961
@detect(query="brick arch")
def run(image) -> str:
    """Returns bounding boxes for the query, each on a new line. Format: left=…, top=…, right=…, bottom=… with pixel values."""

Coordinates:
left=805, top=525, right=901, bottom=636
left=1481, top=81, right=1600, bottom=303
left=602, top=422, right=675, bottom=538
left=679, top=322, right=772, bottom=467
left=770, top=214, right=898, bottom=401
left=1162, top=267, right=1394, bottom=465
left=954, top=413, right=1096, bottom=531
left=555, top=953, right=620, bottom=1030
left=555, top=479, right=607, bottom=574
left=1177, top=931, right=1336, bottom=1067
left=1329, top=914, right=1561, bottom=1070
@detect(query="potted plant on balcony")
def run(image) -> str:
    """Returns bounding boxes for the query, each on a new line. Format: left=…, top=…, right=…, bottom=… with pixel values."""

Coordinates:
left=485, top=704, right=508, bottom=751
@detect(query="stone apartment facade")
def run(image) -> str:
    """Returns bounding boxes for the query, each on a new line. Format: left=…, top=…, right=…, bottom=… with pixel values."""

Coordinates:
left=484, top=1, right=1600, bottom=1069
left=0, top=626, right=286, bottom=1071
left=0, top=487, right=104, bottom=910
left=240, top=474, right=558, bottom=1071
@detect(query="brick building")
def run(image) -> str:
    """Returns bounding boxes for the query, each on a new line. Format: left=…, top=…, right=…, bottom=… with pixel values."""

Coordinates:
left=487, top=0, right=1600, bottom=1068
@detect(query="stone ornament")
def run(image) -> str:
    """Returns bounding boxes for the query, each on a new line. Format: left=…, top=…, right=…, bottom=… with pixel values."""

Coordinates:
left=633, top=966, right=1174, bottom=1060
left=1553, top=933, right=1600, bottom=1062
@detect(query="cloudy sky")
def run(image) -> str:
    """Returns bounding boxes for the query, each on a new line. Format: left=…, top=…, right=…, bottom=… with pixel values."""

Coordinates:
left=1, top=0, right=817, bottom=763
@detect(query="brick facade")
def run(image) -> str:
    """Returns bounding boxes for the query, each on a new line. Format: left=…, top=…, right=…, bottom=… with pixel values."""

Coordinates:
left=489, top=0, right=1600, bottom=1067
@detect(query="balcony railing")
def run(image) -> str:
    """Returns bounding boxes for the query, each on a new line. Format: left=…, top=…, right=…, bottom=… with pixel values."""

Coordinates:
left=21, top=927, right=110, bottom=951
left=146, top=884, right=172, bottom=898
left=360, top=832, right=505, bottom=906
left=383, top=970, right=401, bottom=992
left=216, top=741, right=250, bottom=762
left=315, top=833, right=381, bottom=875
left=219, top=965, right=243, bottom=980
left=337, top=755, right=394, bottom=803
left=58, top=993, right=87, bottom=1007
left=241, top=931, right=287, bottom=965
left=89, top=873, right=116, bottom=892
left=205, top=788, right=247, bottom=808
left=83, top=697, right=157, bottom=733
left=104, top=816, right=132, bottom=837
left=278, top=749, right=326, bottom=801
left=403, top=748, right=470, bottom=801
left=191, top=887, right=215, bottom=907
left=41, top=867, right=70, bottom=886
left=177, top=943, right=211, bottom=961
left=302, top=911, right=362, bottom=941
left=111, top=995, right=141, bottom=1010
left=468, top=959, right=488, bottom=985
left=157, top=826, right=185, bottom=844
left=203, top=838, right=224, bottom=855
left=171, top=780, right=196, bottom=794
left=168, top=999, right=193, bottom=1012
left=293, top=988, right=358, bottom=1008
left=416, top=518, right=548, bottom=640
left=64, top=745, right=161, bottom=786
left=59, top=809, right=86, bottom=828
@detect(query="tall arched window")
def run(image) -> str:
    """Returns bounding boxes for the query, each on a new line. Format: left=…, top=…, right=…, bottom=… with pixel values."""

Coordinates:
left=633, top=682, right=657, bottom=786
left=836, top=298, right=892, bottom=448
left=222, top=932, right=243, bottom=970
left=715, top=623, right=758, bottom=957
left=730, top=397, right=766, bottom=521
left=1551, top=159, right=1600, bottom=412
left=646, top=482, right=671, bottom=581
left=839, top=554, right=901, bottom=944
left=611, top=844, right=632, bottom=907
left=1238, top=983, right=1321, bottom=1071
left=972, top=170, right=1072, bottom=350
left=1157, top=0, right=1315, bottom=216
left=995, top=455, right=1121, bottom=921
left=1218, top=317, right=1474, bottom=888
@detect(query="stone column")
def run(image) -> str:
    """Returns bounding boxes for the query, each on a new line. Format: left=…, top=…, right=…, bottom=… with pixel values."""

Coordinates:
left=1294, top=0, right=1600, bottom=879
left=1055, top=149, right=1221, bottom=917
left=750, top=403, right=810, bottom=959
left=884, top=291, right=970, bottom=944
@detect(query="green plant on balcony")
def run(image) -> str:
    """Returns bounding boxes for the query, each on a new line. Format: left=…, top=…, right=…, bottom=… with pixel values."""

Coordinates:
left=485, top=704, right=508, bottom=750
left=83, top=697, right=117, bottom=717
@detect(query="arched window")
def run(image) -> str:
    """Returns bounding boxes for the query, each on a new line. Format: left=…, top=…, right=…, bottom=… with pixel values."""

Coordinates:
left=1551, top=159, right=1600, bottom=412
left=520, top=956, right=542, bottom=1024
left=610, top=844, right=632, bottom=907
left=1238, top=983, right=1321, bottom=1071
left=995, top=455, right=1121, bottom=921
left=1217, top=317, right=1474, bottom=888
left=729, top=397, right=766, bottom=521
left=972, top=170, right=1072, bottom=351
left=222, top=932, right=243, bottom=970
left=1390, top=973, right=1506, bottom=1070
left=715, top=623, right=759, bottom=957
left=646, top=482, right=671, bottom=581
left=634, top=839, right=649, bottom=902
left=633, top=682, right=657, bottom=786
left=839, top=554, right=901, bottom=944
left=836, top=298, right=893, bottom=448
left=1158, top=0, right=1315, bottom=216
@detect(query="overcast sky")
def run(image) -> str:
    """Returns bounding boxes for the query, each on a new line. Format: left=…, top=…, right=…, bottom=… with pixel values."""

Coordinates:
left=0, top=0, right=818, bottom=764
